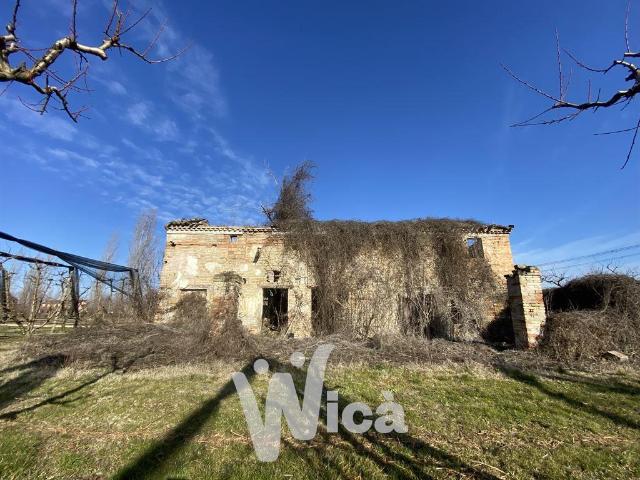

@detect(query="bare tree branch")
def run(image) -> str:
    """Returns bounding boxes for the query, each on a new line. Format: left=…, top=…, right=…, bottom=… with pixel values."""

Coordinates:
left=0, top=0, right=183, bottom=120
left=622, top=116, right=640, bottom=169
left=626, top=0, right=632, bottom=53
left=9, top=0, right=20, bottom=34
left=504, top=6, right=640, bottom=169
left=556, top=30, right=564, bottom=100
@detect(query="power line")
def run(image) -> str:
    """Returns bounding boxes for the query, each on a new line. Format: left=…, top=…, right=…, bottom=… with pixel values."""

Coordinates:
left=540, top=251, right=640, bottom=270
left=537, top=243, right=640, bottom=267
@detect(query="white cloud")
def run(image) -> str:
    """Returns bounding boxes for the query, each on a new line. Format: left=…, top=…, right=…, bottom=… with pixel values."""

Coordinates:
left=167, top=46, right=227, bottom=118
left=116, top=0, right=227, bottom=118
left=103, top=80, right=127, bottom=96
left=126, top=102, right=150, bottom=126
left=0, top=96, right=77, bottom=141
left=47, top=148, right=99, bottom=168
left=154, top=118, right=179, bottom=139
left=125, top=102, right=179, bottom=140
left=515, top=231, right=640, bottom=264
left=1, top=0, right=270, bottom=228
left=210, top=129, right=272, bottom=190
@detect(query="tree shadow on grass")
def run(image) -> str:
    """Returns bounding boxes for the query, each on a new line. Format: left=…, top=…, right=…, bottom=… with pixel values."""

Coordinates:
left=115, top=356, right=501, bottom=480
left=280, top=360, right=501, bottom=480
left=0, top=368, right=111, bottom=421
left=0, top=354, right=144, bottom=421
left=281, top=420, right=502, bottom=479
left=0, top=355, right=65, bottom=412
left=498, top=366, right=640, bottom=430
left=536, top=371, right=640, bottom=396
left=112, top=360, right=258, bottom=480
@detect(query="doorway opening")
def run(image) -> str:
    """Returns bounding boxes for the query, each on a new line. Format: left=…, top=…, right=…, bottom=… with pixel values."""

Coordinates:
left=262, top=288, right=288, bottom=331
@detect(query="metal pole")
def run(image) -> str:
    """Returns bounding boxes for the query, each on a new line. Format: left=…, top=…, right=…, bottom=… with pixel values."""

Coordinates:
left=0, top=265, right=8, bottom=323
left=70, top=267, right=80, bottom=327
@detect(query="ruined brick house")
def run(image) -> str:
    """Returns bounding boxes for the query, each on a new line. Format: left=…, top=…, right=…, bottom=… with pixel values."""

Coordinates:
left=159, top=219, right=546, bottom=347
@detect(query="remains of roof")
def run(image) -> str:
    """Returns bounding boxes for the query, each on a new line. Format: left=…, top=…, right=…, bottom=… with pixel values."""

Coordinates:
left=165, top=218, right=210, bottom=229
left=473, top=224, right=514, bottom=234
left=165, top=218, right=513, bottom=235
left=165, top=218, right=276, bottom=233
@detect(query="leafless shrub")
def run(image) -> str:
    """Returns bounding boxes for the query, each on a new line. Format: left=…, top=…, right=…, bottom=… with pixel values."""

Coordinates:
left=261, top=163, right=502, bottom=340
left=171, top=292, right=212, bottom=346
left=2, top=260, right=75, bottom=334
left=22, top=291, right=257, bottom=369
left=263, top=161, right=314, bottom=227
left=545, top=273, right=640, bottom=316
left=541, top=274, right=640, bottom=362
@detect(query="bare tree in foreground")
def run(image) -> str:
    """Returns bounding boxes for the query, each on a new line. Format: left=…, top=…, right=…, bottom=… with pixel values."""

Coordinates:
left=503, top=2, right=640, bottom=168
left=128, top=209, right=161, bottom=319
left=91, top=233, right=119, bottom=312
left=14, top=263, right=71, bottom=334
left=0, top=0, right=182, bottom=121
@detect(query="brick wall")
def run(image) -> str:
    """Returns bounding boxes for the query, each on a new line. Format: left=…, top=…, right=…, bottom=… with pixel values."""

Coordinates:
left=474, top=233, right=514, bottom=283
left=159, top=227, right=312, bottom=336
left=465, top=232, right=514, bottom=322
left=506, top=266, right=546, bottom=348
left=160, top=225, right=518, bottom=338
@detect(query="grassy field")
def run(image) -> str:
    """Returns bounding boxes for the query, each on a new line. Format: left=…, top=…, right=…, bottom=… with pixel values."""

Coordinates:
left=0, top=331, right=638, bottom=479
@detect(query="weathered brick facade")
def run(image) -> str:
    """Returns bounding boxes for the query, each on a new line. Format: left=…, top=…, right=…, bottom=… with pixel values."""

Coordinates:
left=506, top=266, right=546, bottom=348
left=159, top=220, right=548, bottom=343
left=159, top=224, right=314, bottom=336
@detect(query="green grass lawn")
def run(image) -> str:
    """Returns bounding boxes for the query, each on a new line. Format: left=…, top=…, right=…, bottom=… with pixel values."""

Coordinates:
left=0, top=336, right=638, bottom=479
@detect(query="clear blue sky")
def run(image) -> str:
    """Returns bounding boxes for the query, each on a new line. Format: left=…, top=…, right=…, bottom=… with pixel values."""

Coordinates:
left=1, top=0, right=639, bottom=275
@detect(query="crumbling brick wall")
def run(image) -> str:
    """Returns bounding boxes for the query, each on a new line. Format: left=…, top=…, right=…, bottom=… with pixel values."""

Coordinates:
left=506, top=266, right=546, bottom=348
left=159, top=224, right=312, bottom=336
left=159, top=221, right=518, bottom=339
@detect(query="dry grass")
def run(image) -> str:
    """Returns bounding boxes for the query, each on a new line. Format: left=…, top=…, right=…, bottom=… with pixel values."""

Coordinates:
left=20, top=321, right=637, bottom=376
left=2, top=334, right=639, bottom=479
left=20, top=294, right=258, bottom=370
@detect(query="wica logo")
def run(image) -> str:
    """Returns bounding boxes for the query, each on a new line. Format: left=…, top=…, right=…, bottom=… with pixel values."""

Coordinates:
left=232, top=343, right=407, bottom=462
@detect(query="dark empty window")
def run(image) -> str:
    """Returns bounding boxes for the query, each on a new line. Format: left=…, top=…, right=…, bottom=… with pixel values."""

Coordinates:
left=267, top=270, right=281, bottom=282
left=262, top=288, right=288, bottom=331
left=466, top=237, right=483, bottom=258
left=311, top=287, right=319, bottom=317
left=229, top=235, right=238, bottom=243
left=180, top=288, right=207, bottom=299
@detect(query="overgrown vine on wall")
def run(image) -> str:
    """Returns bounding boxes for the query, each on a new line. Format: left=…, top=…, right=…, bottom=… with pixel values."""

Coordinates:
left=266, top=163, right=502, bottom=340
left=282, top=219, right=501, bottom=339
